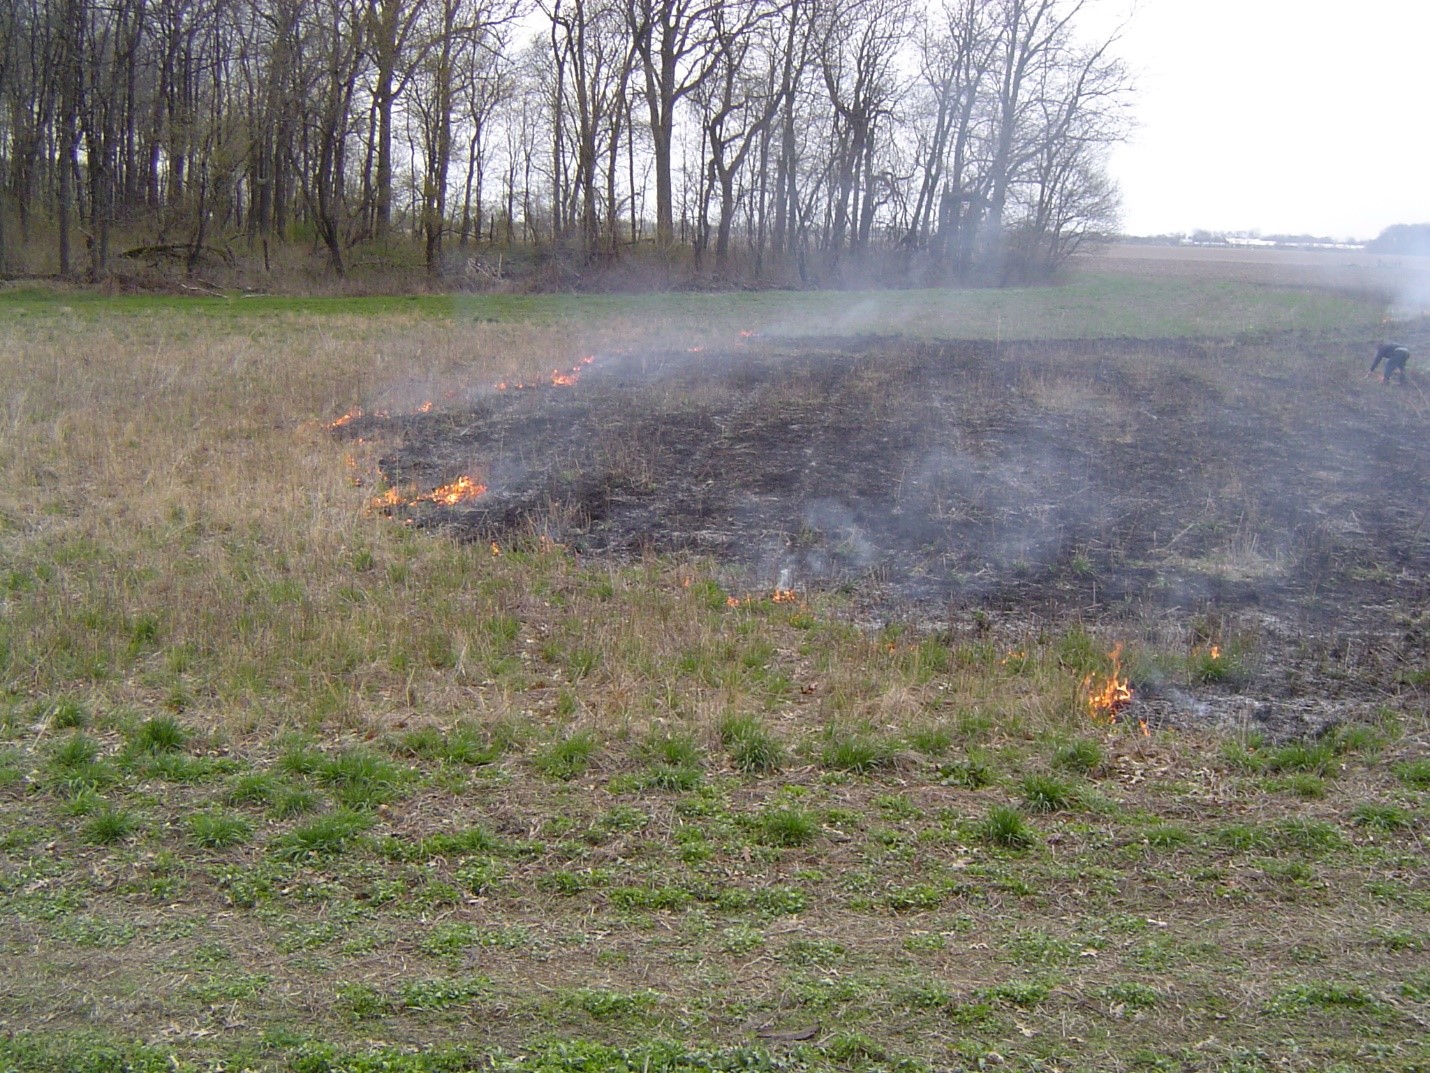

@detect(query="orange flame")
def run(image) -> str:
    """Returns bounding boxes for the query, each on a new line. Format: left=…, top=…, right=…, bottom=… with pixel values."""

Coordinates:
left=1083, top=643, right=1134, bottom=725
left=771, top=588, right=799, bottom=604
left=368, top=474, right=486, bottom=512
left=328, top=407, right=364, bottom=429
left=418, top=401, right=434, bottom=413
left=490, top=542, right=502, bottom=557
left=425, top=475, right=486, bottom=505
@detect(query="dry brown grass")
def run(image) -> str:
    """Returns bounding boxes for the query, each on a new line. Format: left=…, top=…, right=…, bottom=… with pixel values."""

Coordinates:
left=0, top=286, right=1425, bottom=1073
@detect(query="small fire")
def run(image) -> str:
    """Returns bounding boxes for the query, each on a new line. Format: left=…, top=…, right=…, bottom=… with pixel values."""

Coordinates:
left=550, top=355, right=596, bottom=387
left=687, top=346, right=704, bottom=353
left=1082, top=643, right=1136, bottom=727
left=426, top=475, right=486, bottom=505
left=367, top=474, right=487, bottom=512
left=739, top=330, right=757, bottom=338
left=1208, top=644, right=1221, bottom=660
left=727, top=588, right=801, bottom=607
left=417, top=401, right=434, bottom=413
left=328, top=407, right=364, bottom=429
left=490, top=542, right=502, bottom=557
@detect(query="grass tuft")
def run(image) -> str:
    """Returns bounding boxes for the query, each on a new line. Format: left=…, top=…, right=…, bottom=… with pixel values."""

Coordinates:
left=83, top=805, right=140, bottom=844
left=1020, top=773, right=1078, bottom=813
left=532, top=731, right=597, bottom=781
left=718, top=714, right=784, bottom=774
left=977, top=805, right=1037, bottom=849
left=129, top=715, right=189, bottom=754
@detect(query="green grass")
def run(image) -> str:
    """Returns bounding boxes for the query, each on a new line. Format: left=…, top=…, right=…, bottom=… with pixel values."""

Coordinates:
left=0, top=278, right=1424, bottom=1073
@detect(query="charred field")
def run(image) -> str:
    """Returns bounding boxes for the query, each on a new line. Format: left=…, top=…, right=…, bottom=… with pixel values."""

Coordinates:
left=346, top=327, right=1430, bottom=736
left=1, top=275, right=1427, bottom=1073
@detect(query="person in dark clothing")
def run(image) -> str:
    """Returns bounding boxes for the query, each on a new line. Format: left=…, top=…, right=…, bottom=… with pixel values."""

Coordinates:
left=1370, top=342, right=1410, bottom=384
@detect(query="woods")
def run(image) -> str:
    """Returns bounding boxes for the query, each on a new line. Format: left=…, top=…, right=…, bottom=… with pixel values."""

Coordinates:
left=0, top=0, right=1131, bottom=286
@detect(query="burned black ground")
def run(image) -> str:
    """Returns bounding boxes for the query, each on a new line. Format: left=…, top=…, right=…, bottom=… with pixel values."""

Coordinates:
left=340, top=331, right=1430, bottom=727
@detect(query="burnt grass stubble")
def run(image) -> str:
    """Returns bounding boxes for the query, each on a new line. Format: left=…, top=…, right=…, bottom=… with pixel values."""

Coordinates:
left=338, top=330, right=1430, bottom=736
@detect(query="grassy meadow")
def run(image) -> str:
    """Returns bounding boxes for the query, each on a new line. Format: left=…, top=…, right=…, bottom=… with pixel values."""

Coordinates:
left=0, top=265, right=1426, bottom=1073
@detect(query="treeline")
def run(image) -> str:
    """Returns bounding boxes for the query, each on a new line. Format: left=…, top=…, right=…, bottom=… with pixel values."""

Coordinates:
left=0, top=0, right=1131, bottom=288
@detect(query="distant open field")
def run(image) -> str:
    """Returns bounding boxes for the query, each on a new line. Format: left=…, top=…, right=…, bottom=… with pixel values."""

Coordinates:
left=1095, top=243, right=1430, bottom=313
left=0, top=264, right=1425, bottom=1073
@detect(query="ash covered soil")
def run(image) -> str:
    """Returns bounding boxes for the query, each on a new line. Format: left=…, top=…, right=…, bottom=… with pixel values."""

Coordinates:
left=338, top=331, right=1430, bottom=730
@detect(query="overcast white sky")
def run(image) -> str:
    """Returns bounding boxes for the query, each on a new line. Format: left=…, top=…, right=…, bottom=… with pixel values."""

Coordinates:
left=1087, top=0, right=1427, bottom=239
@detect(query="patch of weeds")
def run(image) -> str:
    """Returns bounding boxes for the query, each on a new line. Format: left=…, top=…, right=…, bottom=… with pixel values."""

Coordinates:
left=83, top=805, right=140, bottom=844
left=719, top=714, right=785, bottom=774
left=779, top=938, right=847, bottom=966
left=1392, top=758, right=1430, bottom=790
left=874, top=792, right=922, bottom=821
left=1272, top=817, right=1345, bottom=854
left=1258, top=858, right=1314, bottom=884
left=1264, top=981, right=1384, bottom=1017
left=822, top=1032, right=885, bottom=1064
left=1143, top=823, right=1191, bottom=849
left=189, top=971, right=271, bottom=1003
left=752, top=885, right=807, bottom=916
left=1214, top=823, right=1272, bottom=852
left=567, top=987, right=660, bottom=1019
left=755, top=805, right=819, bottom=847
left=317, top=748, right=412, bottom=809
left=883, top=882, right=950, bottom=912
left=48, top=731, right=101, bottom=770
left=381, top=826, right=503, bottom=862
left=455, top=858, right=506, bottom=895
left=1020, top=773, right=1078, bottom=813
left=608, top=885, right=692, bottom=911
left=1268, top=773, right=1326, bottom=798
left=47, top=697, right=90, bottom=729
left=188, top=809, right=253, bottom=848
left=50, top=914, right=139, bottom=948
left=336, top=981, right=389, bottom=1020
left=394, top=723, right=499, bottom=766
left=1266, top=740, right=1338, bottom=776
left=127, top=714, right=189, bottom=754
left=1351, top=802, right=1413, bottom=832
left=270, top=810, right=374, bottom=861
left=1051, top=738, right=1103, bottom=774
left=0, top=749, right=25, bottom=792
left=225, top=771, right=282, bottom=806
left=1399, top=970, right=1430, bottom=1001
left=1003, top=929, right=1078, bottom=966
left=979, top=979, right=1052, bottom=1008
left=1100, top=981, right=1161, bottom=1011
left=820, top=731, right=893, bottom=774
left=1054, top=626, right=1103, bottom=676
left=418, top=922, right=478, bottom=964
left=1188, top=645, right=1244, bottom=685
left=279, top=743, right=327, bottom=777
left=907, top=724, right=953, bottom=756
left=938, top=750, right=996, bottom=788
left=476, top=925, right=533, bottom=950
left=720, top=925, right=766, bottom=955
left=1368, top=928, right=1423, bottom=953
left=976, top=805, right=1037, bottom=850
left=270, top=786, right=323, bottom=819
left=538, top=868, right=615, bottom=895
left=902, top=932, right=948, bottom=953
left=638, top=763, right=704, bottom=791
left=533, top=731, right=597, bottom=781
left=138, top=752, right=232, bottom=783
left=639, top=731, right=702, bottom=767
left=398, top=974, right=489, bottom=1011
